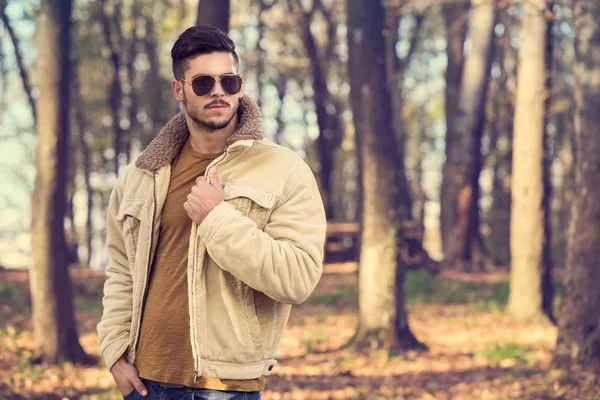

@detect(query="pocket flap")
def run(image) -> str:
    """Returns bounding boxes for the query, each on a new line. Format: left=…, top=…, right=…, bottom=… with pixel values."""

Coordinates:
left=116, top=199, right=145, bottom=221
left=223, top=185, right=276, bottom=209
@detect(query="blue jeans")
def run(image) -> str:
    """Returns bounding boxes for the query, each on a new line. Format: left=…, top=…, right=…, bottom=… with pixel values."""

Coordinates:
left=124, top=378, right=261, bottom=400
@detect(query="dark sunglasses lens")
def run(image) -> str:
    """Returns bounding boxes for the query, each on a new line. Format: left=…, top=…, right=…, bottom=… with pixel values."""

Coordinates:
left=192, top=76, right=216, bottom=96
left=221, top=75, right=242, bottom=95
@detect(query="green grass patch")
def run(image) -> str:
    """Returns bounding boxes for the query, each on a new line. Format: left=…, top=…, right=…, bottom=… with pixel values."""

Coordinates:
left=404, top=270, right=495, bottom=306
left=476, top=342, right=530, bottom=364
left=404, top=269, right=564, bottom=313
left=75, top=294, right=104, bottom=313
left=0, top=282, right=30, bottom=312
left=340, top=352, right=357, bottom=370
left=306, top=284, right=357, bottom=308
left=301, top=324, right=329, bottom=352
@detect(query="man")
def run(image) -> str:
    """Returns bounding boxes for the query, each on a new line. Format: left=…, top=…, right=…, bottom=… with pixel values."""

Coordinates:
left=97, top=25, right=327, bottom=400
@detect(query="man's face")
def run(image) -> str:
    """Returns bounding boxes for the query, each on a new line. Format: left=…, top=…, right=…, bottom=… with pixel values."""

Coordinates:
left=173, top=52, right=243, bottom=130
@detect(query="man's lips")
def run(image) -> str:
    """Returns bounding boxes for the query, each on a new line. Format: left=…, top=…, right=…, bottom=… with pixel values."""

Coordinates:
left=207, top=103, right=228, bottom=109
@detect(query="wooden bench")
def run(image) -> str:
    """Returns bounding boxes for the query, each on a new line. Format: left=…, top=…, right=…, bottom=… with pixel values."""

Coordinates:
left=325, top=220, right=440, bottom=273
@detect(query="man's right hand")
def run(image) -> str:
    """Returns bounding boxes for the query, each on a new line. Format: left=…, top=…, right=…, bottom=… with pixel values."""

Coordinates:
left=110, top=356, right=148, bottom=397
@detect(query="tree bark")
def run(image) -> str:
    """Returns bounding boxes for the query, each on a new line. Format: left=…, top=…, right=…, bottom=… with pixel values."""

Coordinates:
left=144, top=12, right=161, bottom=134
left=347, top=0, right=423, bottom=353
left=439, top=0, right=470, bottom=257
left=486, top=8, right=515, bottom=267
left=541, top=2, right=555, bottom=320
left=441, top=0, right=497, bottom=268
left=295, top=0, right=343, bottom=220
left=554, top=0, right=600, bottom=371
left=273, top=75, right=287, bottom=145
left=557, top=114, right=575, bottom=266
left=124, top=1, right=141, bottom=165
left=100, top=0, right=123, bottom=175
left=506, top=0, right=554, bottom=324
left=255, top=0, right=275, bottom=109
left=385, top=10, right=424, bottom=221
left=196, top=0, right=229, bottom=32
left=73, top=64, right=93, bottom=266
left=65, top=188, right=79, bottom=265
left=29, top=0, right=91, bottom=364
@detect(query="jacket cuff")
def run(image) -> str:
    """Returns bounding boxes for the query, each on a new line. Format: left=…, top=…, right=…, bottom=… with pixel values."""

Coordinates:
left=102, top=339, right=129, bottom=372
left=198, top=201, right=236, bottom=243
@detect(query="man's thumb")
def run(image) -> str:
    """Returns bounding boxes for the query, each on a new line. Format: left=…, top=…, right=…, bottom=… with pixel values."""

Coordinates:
left=210, top=167, right=221, bottom=190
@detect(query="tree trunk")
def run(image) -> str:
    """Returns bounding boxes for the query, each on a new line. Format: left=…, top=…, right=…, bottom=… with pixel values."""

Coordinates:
left=144, top=13, right=163, bottom=145
left=29, top=0, right=91, bottom=364
left=73, top=65, right=93, bottom=266
left=65, top=188, right=79, bottom=266
left=506, top=0, right=553, bottom=324
left=385, top=10, right=424, bottom=221
left=441, top=0, right=497, bottom=268
left=124, top=2, right=141, bottom=165
left=273, top=75, right=287, bottom=145
left=541, top=3, right=555, bottom=320
left=439, top=0, right=469, bottom=257
left=557, top=117, right=575, bottom=266
left=347, top=0, right=423, bottom=353
left=295, top=0, right=343, bottom=220
left=100, top=0, right=123, bottom=175
left=196, top=0, right=229, bottom=32
left=255, top=0, right=272, bottom=109
left=486, top=10, right=515, bottom=267
left=554, top=0, right=600, bottom=371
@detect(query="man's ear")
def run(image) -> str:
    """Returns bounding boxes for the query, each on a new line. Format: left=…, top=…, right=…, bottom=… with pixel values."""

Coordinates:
left=172, top=79, right=184, bottom=103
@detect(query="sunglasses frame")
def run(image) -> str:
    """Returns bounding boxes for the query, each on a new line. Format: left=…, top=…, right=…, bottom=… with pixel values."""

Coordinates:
left=179, top=74, right=243, bottom=96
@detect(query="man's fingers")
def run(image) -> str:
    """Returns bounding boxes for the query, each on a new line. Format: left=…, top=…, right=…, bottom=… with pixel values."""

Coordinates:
left=129, top=375, right=148, bottom=397
left=196, top=175, right=206, bottom=184
left=210, top=167, right=221, bottom=191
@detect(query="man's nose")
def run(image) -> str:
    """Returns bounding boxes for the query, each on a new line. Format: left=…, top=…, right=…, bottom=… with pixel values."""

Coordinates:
left=209, top=79, right=226, bottom=97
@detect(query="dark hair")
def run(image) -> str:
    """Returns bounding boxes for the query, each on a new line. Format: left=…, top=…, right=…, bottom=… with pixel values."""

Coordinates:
left=171, top=25, right=240, bottom=79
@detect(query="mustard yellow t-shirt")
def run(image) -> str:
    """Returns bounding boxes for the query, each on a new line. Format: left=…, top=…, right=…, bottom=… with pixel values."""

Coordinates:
left=134, top=138, right=266, bottom=391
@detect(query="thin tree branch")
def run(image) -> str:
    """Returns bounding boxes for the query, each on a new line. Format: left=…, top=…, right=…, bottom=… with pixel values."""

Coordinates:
left=0, top=24, right=7, bottom=117
left=99, top=0, right=123, bottom=175
left=401, top=13, right=425, bottom=69
left=313, top=0, right=336, bottom=62
left=388, top=11, right=426, bottom=81
left=1, top=1, right=36, bottom=123
left=259, top=0, right=277, bottom=12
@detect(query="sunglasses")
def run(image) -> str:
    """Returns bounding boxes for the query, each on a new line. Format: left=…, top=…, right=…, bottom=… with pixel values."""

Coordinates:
left=179, top=74, right=243, bottom=97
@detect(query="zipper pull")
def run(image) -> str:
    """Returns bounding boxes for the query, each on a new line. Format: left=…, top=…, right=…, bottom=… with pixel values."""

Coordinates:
left=194, top=370, right=200, bottom=383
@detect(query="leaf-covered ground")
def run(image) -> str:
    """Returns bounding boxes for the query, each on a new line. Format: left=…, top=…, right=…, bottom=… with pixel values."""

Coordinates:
left=0, top=264, right=597, bottom=399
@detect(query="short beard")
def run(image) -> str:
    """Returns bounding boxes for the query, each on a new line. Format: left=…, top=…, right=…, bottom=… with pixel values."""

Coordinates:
left=183, top=91, right=237, bottom=131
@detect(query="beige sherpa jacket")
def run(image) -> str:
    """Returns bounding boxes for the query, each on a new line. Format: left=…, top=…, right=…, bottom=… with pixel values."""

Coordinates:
left=97, top=95, right=326, bottom=382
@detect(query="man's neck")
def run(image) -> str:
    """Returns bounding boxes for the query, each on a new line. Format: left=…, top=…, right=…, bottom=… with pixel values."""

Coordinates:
left=185, top=115, right=238, bottom=155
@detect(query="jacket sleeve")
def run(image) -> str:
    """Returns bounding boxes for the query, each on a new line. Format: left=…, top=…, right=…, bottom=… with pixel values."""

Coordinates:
left=96, top=180, right=132, bottom=371
left=198, top=167, right=327, bottom=305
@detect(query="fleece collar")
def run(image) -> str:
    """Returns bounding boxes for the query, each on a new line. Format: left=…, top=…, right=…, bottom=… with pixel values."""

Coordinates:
left=135, top=95, right=263, bottom=173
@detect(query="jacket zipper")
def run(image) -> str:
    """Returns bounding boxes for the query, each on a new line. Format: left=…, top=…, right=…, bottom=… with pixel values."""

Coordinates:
left=191, top=143, right=251, bottom=383
left=133, top=172, right=157, bottom=358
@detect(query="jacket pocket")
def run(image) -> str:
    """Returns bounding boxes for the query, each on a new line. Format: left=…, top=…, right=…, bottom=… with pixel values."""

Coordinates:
left=204, top=281, right=265, bottom=363
left=116, top=199, right=145, bottom=268
left=242, top=284, right=265, bottom=352
left=223, top=184, right=277, bottom=230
